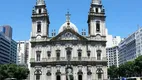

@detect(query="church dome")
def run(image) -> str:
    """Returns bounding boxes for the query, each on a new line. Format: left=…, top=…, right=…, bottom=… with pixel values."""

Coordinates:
left=58, top=22, right=78, bottom=33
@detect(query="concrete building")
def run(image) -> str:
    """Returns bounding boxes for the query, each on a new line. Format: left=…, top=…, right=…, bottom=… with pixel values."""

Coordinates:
left=106, top=35, right=121, bottom=48
left=0, top=32, right=11, bottom=64
left=17, top=41, right=29, bottom=65
left=118, top=33, right=136, bottom=65
left=135, top=28, right=142, bottom=57
left=0, top=25, right=12, bottom=39
left=118, top=27, right=142, bottom=65
left=0, top=26, right=17, bottom=64
left=10, top=39, right=17, bottom=63
left=106, top=35, right=121, bottom=67
left=106, top=46, right=119, bottom=67
left=29, top=0, right=108, bottom=80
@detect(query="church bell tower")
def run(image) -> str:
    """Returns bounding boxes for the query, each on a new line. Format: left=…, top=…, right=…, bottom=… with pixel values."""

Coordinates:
left=87, top=0, right=106, bottom=37
left=31, top=0, right=50, bottom=38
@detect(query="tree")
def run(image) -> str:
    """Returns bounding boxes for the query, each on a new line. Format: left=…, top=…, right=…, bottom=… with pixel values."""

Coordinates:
left=123, top=61, right=134, bottom=77
left=134, top=55, right=142, bottom=77
left=0, top=64, right=29, bottom=80
left=108, top=65, right=118, bottom=79
left=108, top=55, right=142, bottom=78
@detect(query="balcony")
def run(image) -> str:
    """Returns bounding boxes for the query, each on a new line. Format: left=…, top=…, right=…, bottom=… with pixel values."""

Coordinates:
left=30, top=57, right=107, bottom=63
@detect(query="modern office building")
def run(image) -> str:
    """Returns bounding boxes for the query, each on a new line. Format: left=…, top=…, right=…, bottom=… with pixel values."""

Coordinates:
left=29, top=0, right=108, bottom=80
left=10, top=39, right=17, bottom=63
left=135, top=28, right=142, bottom=57
left=17, top=41, right=29, bottom=65
left=106, top=35, right=121, bottom=48
left=118, top=33, right=136, bottom=65
left=106, top=35, right=121, bottom=67
left=106, top=46, right=119, bottom=67
left=0, top=32, right=11, bottom=64
left=0, top=26, right=17, bottom=64
left=0, top=25, right=12, bottom=39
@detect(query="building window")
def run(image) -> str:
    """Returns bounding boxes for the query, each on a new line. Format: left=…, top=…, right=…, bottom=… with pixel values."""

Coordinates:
left=36, top=51, right=41, bottom=61
left=78, top=75, right=82, bottom=80
left=98, top=74, right=102, bottom=79
left=96, top=67, right=103, bottom=80
left=87, top=50, right=91, bottom=58
left=56, top=75, right=61, bottom=80
left=36, top=75, right=40, bottom=80
left=39, top=9, right=41, bottom=14
left=96, top=8, right=99, bottom=13
left=96, top=21, right=100, bottom=32
left=35, top=69, right=42, bottom=80
left=87, top=69, right=92, bottom=75
left=47, top=51, right=51, bottom=59
left=56, top=70, right=61, bottom=80
left=46, top=71, right=51, bottom=76
left=67, top=50, right=71, bottom=61
left=78, top=70, right=83, bottom=80
left=57, top=53, right=60, bottom=60
left=56, top=50, right=60, bottom=60
left=78, top=52, right=82, bottom=60
left=37, top=22, right=41, bottom=33
left=97, top=50, right=101, bottom=60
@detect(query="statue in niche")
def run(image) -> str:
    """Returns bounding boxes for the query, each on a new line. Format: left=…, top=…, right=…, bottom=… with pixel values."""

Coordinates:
left=66, top=68, right=74, bottom=80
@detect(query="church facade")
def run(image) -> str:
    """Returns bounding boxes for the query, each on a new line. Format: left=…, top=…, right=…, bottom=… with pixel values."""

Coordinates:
left=29, top=0, right=108, bottom=80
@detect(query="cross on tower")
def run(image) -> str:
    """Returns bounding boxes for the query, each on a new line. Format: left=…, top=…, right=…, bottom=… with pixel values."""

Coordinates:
left=92, top=0, right=101, bottom=4
left=36, top=0, right=45, bottom=5
left=66, top=11, right=71, bottom=22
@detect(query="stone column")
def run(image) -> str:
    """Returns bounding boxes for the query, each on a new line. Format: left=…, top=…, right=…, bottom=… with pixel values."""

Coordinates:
left=93, top=66, right=97, bottom=80
left=61, top=66, right=66, bottom=80
left=30, top=68, right=35, bottom=80
left=73, top=66, right=78, bottom=80
left=51, top=67, right=56, bottom=80
left=83, top=67, right=87, bottom=80
left=41, top=67, right=46, bottom=80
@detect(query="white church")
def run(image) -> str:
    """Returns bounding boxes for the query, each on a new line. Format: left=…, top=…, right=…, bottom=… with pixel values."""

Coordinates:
left=29, top=0, right=108, bottom=80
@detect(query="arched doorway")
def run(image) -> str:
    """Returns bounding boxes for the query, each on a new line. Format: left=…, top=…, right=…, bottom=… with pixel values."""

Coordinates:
left=78, top=75, right=82, bottom=80
left=34, top=69, right=42, bottom=80
left=56, top=75, right=61, bottom=80
left=56, top=70, right=61, bottom=80
left=78, top=70, right=83, bottom=80
left=96, top=67, right=103, bottom=80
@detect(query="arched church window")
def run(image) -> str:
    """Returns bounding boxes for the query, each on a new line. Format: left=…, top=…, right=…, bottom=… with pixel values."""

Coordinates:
left=97, top=50, right=101, bottom=60
left=36, top=75, right=40, bottom=80
left=47, top=51, right=51, bottom=59
left=96, top=21, right=100, bottom=32
left=56, top=70, right=61, bottom=80
left=78, top=52, right=82, bottom=60
left=46, top=71, right=51, bottom=76
left=78, top=70, right=83, bottom=80
left=67, top=50, right=71, bottom=61
left=36, top=51, right=41, bottom=61
left=39, top=9, right=41, bottom=14
left=37, top=22, right=41, bottom=33
left=34, top=69, right=42, bottom=80
left=56, top=53, right=60, bottom=60
left=98, top=73, right=102, bottom=79
left=56, top=75, right=61, bottom=80
left=56, top=50, right=60, bottom=60
left=96, top=8, right=99, bottom=13
left=78, top=75, right=82, bottom=80
left=87, top=50, right=91, bottom=58
left=96, top=68, right=103, bottom=80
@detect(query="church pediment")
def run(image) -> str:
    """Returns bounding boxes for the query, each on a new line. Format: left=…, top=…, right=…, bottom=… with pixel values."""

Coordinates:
left=50, top=29, right=87, bottom=41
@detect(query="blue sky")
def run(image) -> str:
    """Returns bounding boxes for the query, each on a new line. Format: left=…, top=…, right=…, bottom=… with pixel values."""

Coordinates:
left=0, top=0, right=142, bottom=41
